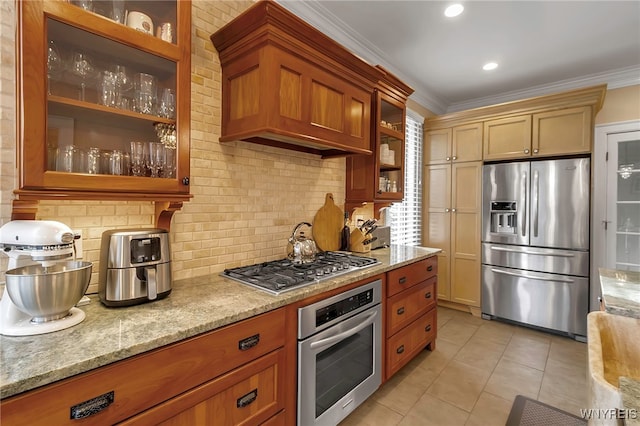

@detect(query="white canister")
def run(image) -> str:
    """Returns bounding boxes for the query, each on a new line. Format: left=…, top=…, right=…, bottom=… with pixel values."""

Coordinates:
left=126, top=11, right=154, bottom=35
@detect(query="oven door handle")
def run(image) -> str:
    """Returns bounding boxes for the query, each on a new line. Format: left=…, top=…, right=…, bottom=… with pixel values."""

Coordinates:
left=309, top=310, right=378, bottom=351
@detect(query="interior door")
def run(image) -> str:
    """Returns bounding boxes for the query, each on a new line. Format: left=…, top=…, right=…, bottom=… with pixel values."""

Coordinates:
left=605, top=131, right=640, bottom=271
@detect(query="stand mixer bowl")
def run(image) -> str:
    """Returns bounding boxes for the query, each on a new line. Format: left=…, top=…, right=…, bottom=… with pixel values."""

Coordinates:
left=5, top=261, right=92, bottom=322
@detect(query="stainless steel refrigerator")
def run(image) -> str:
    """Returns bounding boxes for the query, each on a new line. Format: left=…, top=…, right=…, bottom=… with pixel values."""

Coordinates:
left=481, top=157, right=590, bottom=340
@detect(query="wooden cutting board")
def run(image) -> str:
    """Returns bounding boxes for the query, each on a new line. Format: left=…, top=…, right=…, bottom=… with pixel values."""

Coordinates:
left=313, top=193, right=344, bottom=252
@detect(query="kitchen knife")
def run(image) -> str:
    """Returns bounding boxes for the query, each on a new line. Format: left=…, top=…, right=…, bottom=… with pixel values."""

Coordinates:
left=362, top=237, right=377, bottom=245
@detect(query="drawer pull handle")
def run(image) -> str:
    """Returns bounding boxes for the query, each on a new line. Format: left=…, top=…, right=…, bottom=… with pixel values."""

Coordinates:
left=396, top=345, right=405, bottom=354
left=425, top=292, right=432, bottom=299
left=425, top=324, right=432, bottom=332
left=70, top=391, right=114, bottom=420
left=399, top=277, right=407, bottom=284
left=427, top=265, right=433, bottom=272
left=238, top=334, right=260, bottom=351
left=237, top=389, right=258, bottom=408
left=397, top=307, right=405, bottom=315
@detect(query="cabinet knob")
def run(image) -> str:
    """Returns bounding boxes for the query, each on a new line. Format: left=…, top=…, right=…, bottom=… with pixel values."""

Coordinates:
left=452, top=156, right=457, bottom=160
left=397, top=307, right=405, bottom=315
left=399, top=277, right=407, bottom=284
left=182, top=177, right=190, bottom=186
left=427, top=265, right=433, bottom=272
left=445, top=208, right=450, bottom=212
left=533, top=148, right=539, bottom=154
left=425, top=324, right=432, bottom=332
left=452, top=208, right=457, bottom=212
left=425, top=292, right=432, bottom=299
left=524, top=149, right=530, bottom=154
left=396, top=345, right=405, bottom=354
left=446, top=156, right=451, bottom=161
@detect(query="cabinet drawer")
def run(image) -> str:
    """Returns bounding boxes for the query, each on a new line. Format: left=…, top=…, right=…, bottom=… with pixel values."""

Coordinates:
left=386, top=309, right=437, bottom=379
left=387, top=277, right=437, bottom=336
left=0, top=309, right=285, bottom=426
left=387, top=257, right=437, bottom=297
left=121, top=349, right=285, bottom=426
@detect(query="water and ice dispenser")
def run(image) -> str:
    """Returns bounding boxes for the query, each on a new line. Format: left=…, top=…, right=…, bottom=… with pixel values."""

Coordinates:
left=489, top=201, right=518, bottom=234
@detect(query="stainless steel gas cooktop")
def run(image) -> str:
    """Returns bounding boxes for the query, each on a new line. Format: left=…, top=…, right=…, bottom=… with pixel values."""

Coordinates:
left=222, top=252, right=379, bottom=295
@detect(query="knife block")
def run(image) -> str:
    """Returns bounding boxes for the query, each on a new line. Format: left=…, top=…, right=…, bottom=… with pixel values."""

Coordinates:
left=349, top=228, right=371, bottom=253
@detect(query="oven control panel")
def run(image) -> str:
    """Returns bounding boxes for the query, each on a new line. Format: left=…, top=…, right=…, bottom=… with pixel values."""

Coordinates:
left=315, top=288, right=373, bottom=327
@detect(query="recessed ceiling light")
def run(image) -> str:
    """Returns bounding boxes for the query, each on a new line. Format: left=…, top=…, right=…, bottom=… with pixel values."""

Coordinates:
left=444, top=4, right=464, bottom=18
left=483, top=62, right=498, bottom=71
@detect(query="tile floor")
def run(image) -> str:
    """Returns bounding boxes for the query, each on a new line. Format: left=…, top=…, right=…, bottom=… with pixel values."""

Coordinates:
left=340, top=306, right=588, bottom=426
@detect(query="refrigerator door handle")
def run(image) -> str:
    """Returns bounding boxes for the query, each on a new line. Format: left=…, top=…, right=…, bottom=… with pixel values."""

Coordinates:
left=532, top=169, right=539, bottom=237
left=489, top=246, right=575, bottom=258
left=490, top=267, right=575, bottom=283
left=521, top=171, right=527, bottom=237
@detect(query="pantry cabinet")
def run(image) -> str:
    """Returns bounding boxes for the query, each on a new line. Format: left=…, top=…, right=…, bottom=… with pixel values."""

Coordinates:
left=210, top=0, right=384, bottom=158
left=424, top=122, right=483, bottom=165
left=0, top=309, right=286, bottom=426
left=14, top=0, right=192, bottom=228
left=423, top=162, right=482, bottom=308
left=385, top=257, right=438, bottom=379
left=345, top=68, right=413, bottom=214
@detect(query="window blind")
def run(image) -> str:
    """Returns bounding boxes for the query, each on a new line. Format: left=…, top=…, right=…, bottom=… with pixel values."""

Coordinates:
left=390, top=112, right=423, bottom=246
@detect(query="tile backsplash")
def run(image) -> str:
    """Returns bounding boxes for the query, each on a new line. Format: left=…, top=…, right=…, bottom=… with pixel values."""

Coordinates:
left=0, top=1, right=346, bottom=293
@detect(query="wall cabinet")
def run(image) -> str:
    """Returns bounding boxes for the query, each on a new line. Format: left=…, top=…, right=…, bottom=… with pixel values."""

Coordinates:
left=424, top=123, right=483, bottom=165
left=385, top=257, right=438, bottom=379
left=14, top=1, right=192, bottom=228
left=210, top=0, right=384, bottom=158
left=423, top=162, right=482, bottom=309
left=0, top=309, right=286, bottom=426
left=345, top=69, right=413, bottom=214
left=483, top=106, right=593, bottom=161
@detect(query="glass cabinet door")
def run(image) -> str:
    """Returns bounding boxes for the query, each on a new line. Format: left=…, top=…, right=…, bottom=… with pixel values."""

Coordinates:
left=376, top=96, right=405, bottom=199
left=606, top=131, right=640, bottom=271
left=19, top=0, right=189, bottom=196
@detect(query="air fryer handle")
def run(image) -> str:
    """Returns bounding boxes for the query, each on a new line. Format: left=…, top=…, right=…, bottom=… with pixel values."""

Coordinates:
left=145, top=267, right=158, bottom=300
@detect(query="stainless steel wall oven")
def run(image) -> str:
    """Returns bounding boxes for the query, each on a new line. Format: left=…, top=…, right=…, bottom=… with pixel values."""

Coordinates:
left=297, top=279, right=382, bottom=426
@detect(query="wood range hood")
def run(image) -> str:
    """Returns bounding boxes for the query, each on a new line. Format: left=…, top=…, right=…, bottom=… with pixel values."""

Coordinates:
left=210, top=0, right=386, bottom=158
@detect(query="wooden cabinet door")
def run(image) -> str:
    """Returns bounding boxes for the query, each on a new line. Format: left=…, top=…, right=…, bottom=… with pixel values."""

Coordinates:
left=424, top=128, right=452, bottom=165
left=452, top=123, right=483, bottom=162
left=423, top=164, right=451, bottom=301
left=533, top=106, right=592, bottom=156
left=483, top=115, right=532, bottom=160
left=120, top=350, right=285, bottom=426
left=450, top=162, right=482, bottom=307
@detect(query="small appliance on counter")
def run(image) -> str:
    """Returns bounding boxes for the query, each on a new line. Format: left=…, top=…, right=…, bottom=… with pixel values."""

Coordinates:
left=370, top=226, right=390, bottom=250
left=0, top=220, right=91, bottom=336
left=99, top=228, right=172, bottom=307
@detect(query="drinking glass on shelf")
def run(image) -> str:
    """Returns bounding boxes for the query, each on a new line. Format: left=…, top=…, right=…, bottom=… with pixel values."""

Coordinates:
left=163, top=147, right=176, bottom=178
left=47, top=40, right=63, bottom=95
left=111, top=64, right=133, bottom=110
left=130, top=141, right=147, bottom=176
left=98, top=71, right=118, bottom=108
left=134, top=73, right=157, bottom=115
left=110, top=0, right=125, bottom=23
left=72, top=0, right=94, bottom=12
left=86, top=147, right=101, bottom=174
left=147, top=142, right=164, bottom=178
left=158, top=88, right=176, bottom=119
left=110, top=150, right=124, bottom=175
left=69, top=51, right=96, bottom=102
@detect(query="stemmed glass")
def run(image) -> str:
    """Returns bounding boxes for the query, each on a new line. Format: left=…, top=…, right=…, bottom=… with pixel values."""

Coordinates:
left=69, top=51, right=96, bottom=101
left=47, top=40, right=63, bottom=95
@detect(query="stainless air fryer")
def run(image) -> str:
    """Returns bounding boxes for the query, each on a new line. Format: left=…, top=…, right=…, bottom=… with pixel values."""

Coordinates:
left=99, top=229, right=172, bottom=307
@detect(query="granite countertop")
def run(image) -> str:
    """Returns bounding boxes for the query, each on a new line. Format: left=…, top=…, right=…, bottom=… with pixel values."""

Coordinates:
left=620, top=377, right=640, bottom=426
left=0, top=245, right=440, bottom=399
left=599, top=268, right=640, bottom=319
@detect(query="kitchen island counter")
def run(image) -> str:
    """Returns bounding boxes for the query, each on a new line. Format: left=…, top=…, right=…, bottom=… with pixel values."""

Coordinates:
left=0, top=245, right=439, bottom=399
left=599, top=268, right=640, bottom=319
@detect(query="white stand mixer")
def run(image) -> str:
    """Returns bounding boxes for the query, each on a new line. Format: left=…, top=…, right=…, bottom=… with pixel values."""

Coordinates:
left=0, top=220, right=86, bottom=336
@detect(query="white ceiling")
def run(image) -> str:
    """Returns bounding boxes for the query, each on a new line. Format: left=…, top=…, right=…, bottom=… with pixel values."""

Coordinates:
left=278, top=0, right=640, bottom=114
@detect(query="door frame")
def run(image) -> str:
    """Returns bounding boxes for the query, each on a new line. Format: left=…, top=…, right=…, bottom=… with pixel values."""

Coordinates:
left=591, top=119, right=640, bottom=311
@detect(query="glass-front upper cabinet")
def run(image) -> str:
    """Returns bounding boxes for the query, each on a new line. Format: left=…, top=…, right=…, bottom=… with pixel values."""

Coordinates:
left=607, top=132, right=640, bottom=271
left=18, top=0, right=190, bottom=199
left=376, top=94, right=405, bottom=200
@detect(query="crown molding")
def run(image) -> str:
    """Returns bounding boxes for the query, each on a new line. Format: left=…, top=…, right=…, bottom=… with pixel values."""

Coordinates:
left=276, top=0, right=639, bottom=116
